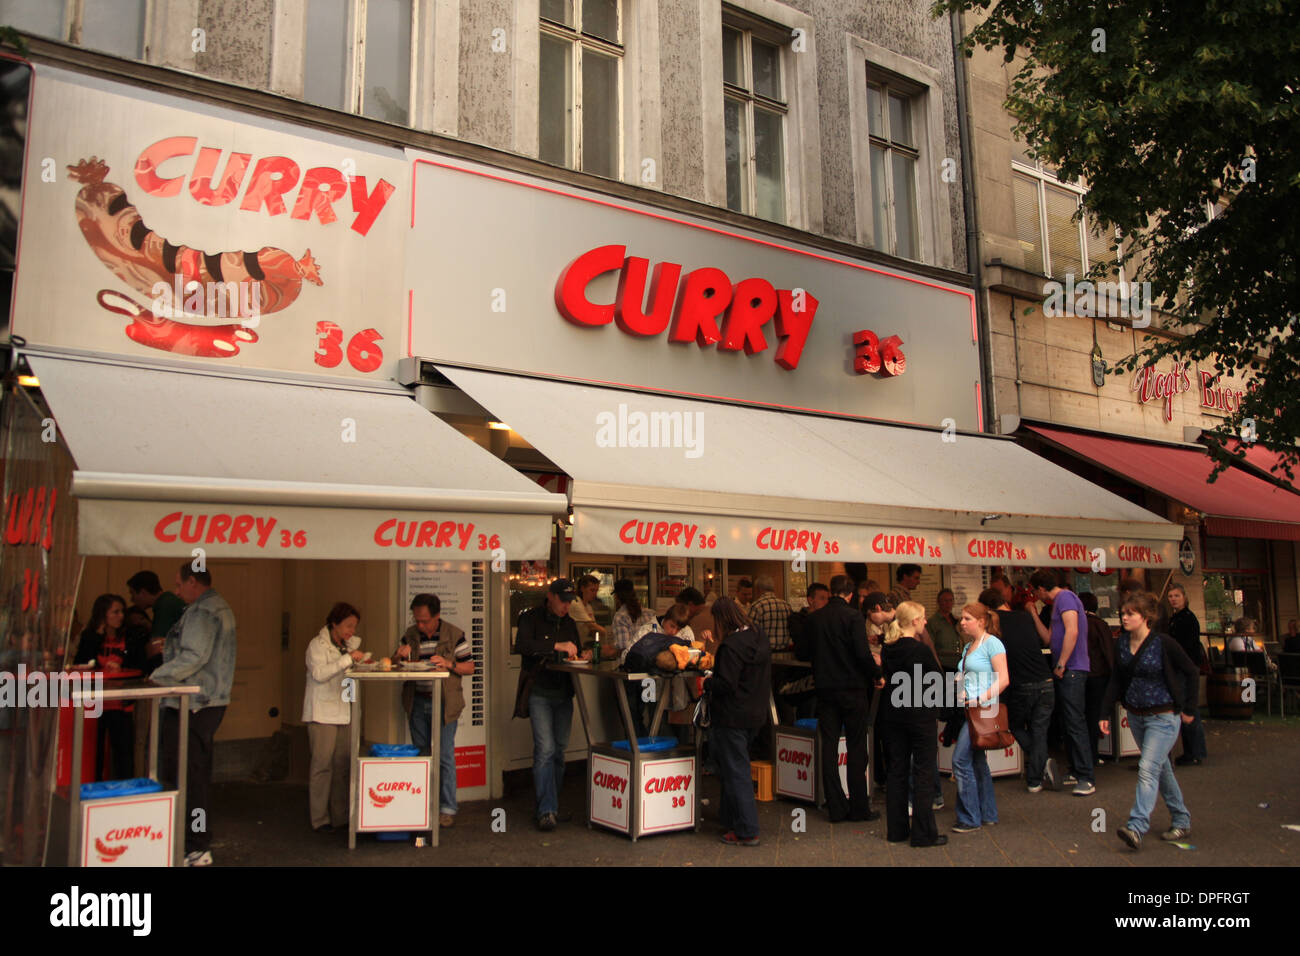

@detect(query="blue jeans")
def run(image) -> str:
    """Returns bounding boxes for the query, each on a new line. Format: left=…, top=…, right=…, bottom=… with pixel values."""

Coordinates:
left=1126, top=711, right=1190, bottom=836
left=952, top=722, right=997, bottom=827
left=528, top=693, right=573, bottom=817
left=712, top=725, right=759, bottom=839
left=1056, top=669, right=1094, bottom=785
left=409, top=695, right=459, bottom=815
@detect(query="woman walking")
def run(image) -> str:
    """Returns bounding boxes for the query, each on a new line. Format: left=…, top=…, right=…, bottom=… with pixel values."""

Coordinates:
left=303, top=602, right=366, bottom=832
left=951, top=602, right=1009, bottom=834
left=706, top=597, right=771, bottom=846
left=880, top=601, right=947, bottom=847
left=1100, top=591, right=1198, bottom=851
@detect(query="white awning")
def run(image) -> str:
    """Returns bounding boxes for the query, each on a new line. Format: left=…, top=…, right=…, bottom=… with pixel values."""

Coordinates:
left=436, top=366, right=1182, bottom=568
left=26, top=354, right=566, bottom=559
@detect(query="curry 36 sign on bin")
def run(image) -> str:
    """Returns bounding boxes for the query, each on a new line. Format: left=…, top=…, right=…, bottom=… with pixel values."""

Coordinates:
left=357, top=758, right=432, bottom=831
left=13, top=66, right=406, bottom=379
left=80, top=793, right=175, bottom=867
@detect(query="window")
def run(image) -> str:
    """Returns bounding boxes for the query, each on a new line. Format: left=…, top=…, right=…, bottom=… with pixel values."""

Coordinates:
left=538, top=0, right=623, bottom=179
left=0, top=0, right=146, bottom=59
left=1013, top=150, right=1115, bottom=280
left=866, top=78, right=918, bottom=259
left=722, top=19, right=786, bottom=222
left=304, top=0, right=414, bottom=125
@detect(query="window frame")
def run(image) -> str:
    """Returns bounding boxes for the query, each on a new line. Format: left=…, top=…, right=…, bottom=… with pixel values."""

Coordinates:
left=847, top=36, right=953, bottom=268
left=1012, top=155, right=1117, bottom=281
left=7, top=0, right=152, bottom=59
left=721, top=13, right=789, bottom=221
left=865, top=74, right=921, bottom=259
left=538, top=0, right=627, bottom=180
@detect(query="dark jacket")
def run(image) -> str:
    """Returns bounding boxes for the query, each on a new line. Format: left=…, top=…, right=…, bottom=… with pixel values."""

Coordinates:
left=794, top=596, right=880, bottom=693
left=74, top=626, right=146, bottom=672
left=1085, top=612, right=1115, bottom=677
left=1167, top=608, right=1205, bottom=668
left=707, top=626, right=771, bottom=729
left=1100, top=633, right=1200, bottom=717
left=393, top=620, right=468, bottom=724
left=880, top=637, right=943, bottom=725
left=515, top=603, right=580, bottom=697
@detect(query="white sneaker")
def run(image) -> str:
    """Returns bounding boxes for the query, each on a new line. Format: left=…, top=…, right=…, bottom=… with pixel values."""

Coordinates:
left=183, top=850, right=213, bottom=867
left=1043, top=758, right=1059, bottom=791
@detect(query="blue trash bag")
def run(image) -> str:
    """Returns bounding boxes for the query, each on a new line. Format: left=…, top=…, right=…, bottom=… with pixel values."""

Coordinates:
left=81, top=778, right=164, bottom=800
left=611, top=736, right=678, bottom=753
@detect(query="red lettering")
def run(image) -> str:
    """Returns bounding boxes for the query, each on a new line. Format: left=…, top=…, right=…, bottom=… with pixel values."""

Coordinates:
left=239, top=156, right=301, bottom=217
left=668, top=267, right=729, bottom=347
left=154, top=511, right=182, bottom=543
left=348, top=176, right=396, bottom=236
left=292, top=166, right=350, bottom=225
left=415, top=521, right=437, bottom=548
left=179, top=513, right=207, bottom=544
left=615, top=257, right=680, bottom=336
left=774, top=289, right=816, bottom=370
left=434, top=521, right=456, bottom=548
left=206, top=513, right=232, bottom=544
left=718, top=277, right=775, bottom=354
left=188, top=147, right=251, bottom=206
left=230, top=514, right=255, bottom=545
left=619, top=519, right=636, bottom=544
left=135, top=136, right=197, bottom=197
left=650, top=522, right=668, bottom=546
left=556, top=244, right=623, bottom=326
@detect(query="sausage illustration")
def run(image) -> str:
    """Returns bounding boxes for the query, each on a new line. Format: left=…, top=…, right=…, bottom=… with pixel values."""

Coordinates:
left=368, top=788, right=394, bottom=807
left=95, top=837, right=128, bottom=861
left=67, top=157, right=323, bottom=319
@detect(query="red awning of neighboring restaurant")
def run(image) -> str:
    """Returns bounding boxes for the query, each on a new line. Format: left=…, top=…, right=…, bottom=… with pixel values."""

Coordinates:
left=1219, top=440, right=1300, bottom=492
left=1027, top=425, right=1300, bottom=541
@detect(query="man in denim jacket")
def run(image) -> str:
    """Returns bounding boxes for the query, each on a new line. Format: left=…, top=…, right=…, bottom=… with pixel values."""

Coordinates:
left=151, top=561, right=237, bottom=866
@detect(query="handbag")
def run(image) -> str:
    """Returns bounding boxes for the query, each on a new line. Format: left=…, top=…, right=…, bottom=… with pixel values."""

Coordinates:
left=512, top=659, right=547, bottom=719
left=959, top=641, right=1014, bottom=750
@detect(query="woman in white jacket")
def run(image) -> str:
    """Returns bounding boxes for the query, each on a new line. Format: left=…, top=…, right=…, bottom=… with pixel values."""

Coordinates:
left=304, top=602, right=366, bottom=832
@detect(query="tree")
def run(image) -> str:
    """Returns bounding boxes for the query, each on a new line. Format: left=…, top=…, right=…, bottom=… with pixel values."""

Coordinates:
left=934, top=0, right=1300, bottom=480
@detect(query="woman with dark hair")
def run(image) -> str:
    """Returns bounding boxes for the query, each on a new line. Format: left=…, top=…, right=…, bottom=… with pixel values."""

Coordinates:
left=951, top=602, right=1009, bottom=833
left=611, top=579, right=656, bottom=664
left=74, top=593, right=143, bottom=779
left=1101, top=591, right=1198, bottom=851
left=705, top=596, right=770, bottom=846
left=303, top=602, right=366, bottom=832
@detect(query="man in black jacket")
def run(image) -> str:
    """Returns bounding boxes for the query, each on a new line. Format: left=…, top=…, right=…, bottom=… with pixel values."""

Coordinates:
left=1166, top=584, right=1207, bottom=765
left=796, top=575, right=882, bottom=822
left=515, top=579, right=588, bottom=831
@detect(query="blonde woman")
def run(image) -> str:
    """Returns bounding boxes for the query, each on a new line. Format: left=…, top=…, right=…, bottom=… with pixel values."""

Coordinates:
left=951, top=603, right=1010, bottom=834
left=879, top=601, right=947, bottom=847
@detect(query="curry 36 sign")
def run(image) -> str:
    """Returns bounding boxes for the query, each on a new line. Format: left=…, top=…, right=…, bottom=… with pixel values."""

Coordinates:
left=14, top=66, right=406, bottom=379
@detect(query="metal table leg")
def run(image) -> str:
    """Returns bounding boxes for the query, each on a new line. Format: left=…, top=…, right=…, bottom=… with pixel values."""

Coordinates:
left=429, top=679, right=441, bottom=848
left=647, top=677, right=670, bottom=735
left=67, top=700, right=84, bottom=867
left=348, top=684, right=360, bottom=850
left=176, top=705, right=189, bottom=867
left=148, top=698, right=160, bottom=781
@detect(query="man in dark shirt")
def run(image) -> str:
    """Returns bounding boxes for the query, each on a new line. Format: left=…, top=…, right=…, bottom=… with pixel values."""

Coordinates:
left=1166, top=584, right=1207, bottom=765
left=515, top=579, right=587, bottom=831
left=127, top=570, right=187, bottom=673
left=984, top=588, right=1057, bottom=792
left=797, top=575, right=882, bottom=822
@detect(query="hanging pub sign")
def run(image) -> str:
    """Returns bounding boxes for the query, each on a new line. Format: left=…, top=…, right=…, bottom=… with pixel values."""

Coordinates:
left=1179, top=536, right=1196, bottom=575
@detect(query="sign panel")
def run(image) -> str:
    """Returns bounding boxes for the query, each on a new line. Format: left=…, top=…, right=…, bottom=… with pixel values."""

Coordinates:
left=576, top=507, right=954, bottom=563
left=1114, top=705, right=1140, bottom=758
left=358, top=757, right=431, bottom=830
left=590, top=752, right=632, bottom=833
left=640, top=756, right=695, bottom=833
left=774, top=732, right=816, bottom=801
left=78, top=500, right=552, bottom=560
left=407, top=153, right=979, bottom=427
left=81, top=793, right=175, bottom=867
left=401, top=562, right=488, bottom=799
left=15, top=66, right=406, bottom=380
left=955, top=531, right=1177, bottom=569
left=938, top=726, right=1022, bottom=780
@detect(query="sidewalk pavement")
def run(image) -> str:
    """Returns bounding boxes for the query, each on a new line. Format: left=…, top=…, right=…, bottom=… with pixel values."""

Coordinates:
left=209, top=714, right=1299, bottom=867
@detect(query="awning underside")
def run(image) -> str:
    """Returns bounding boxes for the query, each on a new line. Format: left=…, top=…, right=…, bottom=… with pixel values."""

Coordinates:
left=438, top=366, right=1182, bottom=566
left=27, top=354, right=565, bottom=559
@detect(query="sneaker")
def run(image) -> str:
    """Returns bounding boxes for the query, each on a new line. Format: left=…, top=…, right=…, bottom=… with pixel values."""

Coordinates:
left=536, top=813, right=557, bottom=832
left=720, top=831, right=760, bottom=846
left=1062, top=773, right=1078, bottom=787
left=1027, top=784, right=1043, bottom=793
left=1160, top=827, right=1192, bottom=842
left=1117, top=826, right=1141, bottom=851
left=183, top=850, right=213, bottom=867
left=1043, top=758, right=1059, bottom=791
left=439, top=813, right=455, bottom=828
left=1072, top=781, right=1096, bottom=796
left=932, top=796, right=945, bottom=811
left=951, top=823, right=982, bottom=834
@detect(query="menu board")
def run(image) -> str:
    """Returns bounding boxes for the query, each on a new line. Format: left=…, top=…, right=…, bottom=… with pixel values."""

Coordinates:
left=402, top=561, right=488, bottom=796
left=946, top=565, right=988, bottom=608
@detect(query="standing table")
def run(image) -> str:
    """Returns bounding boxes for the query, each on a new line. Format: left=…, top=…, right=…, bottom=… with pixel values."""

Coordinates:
left=553, top=661, right=700, bottom=841
left=66, top=678, right=201, bottom=867
left=345, top=668, right=448, bottom=849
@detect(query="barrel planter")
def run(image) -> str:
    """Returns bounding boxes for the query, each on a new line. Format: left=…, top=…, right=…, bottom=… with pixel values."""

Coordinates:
left=1208, top=667, right=1255, bottom=719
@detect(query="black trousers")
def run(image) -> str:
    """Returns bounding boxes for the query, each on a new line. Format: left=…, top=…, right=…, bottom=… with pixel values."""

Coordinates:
left=882, top=719, right=939, bottom=844
left=161, top=705, right=226, bottom=854
left=97, top=710, right=135, bottom=781
left=816, top=690, right=870, bottom=821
